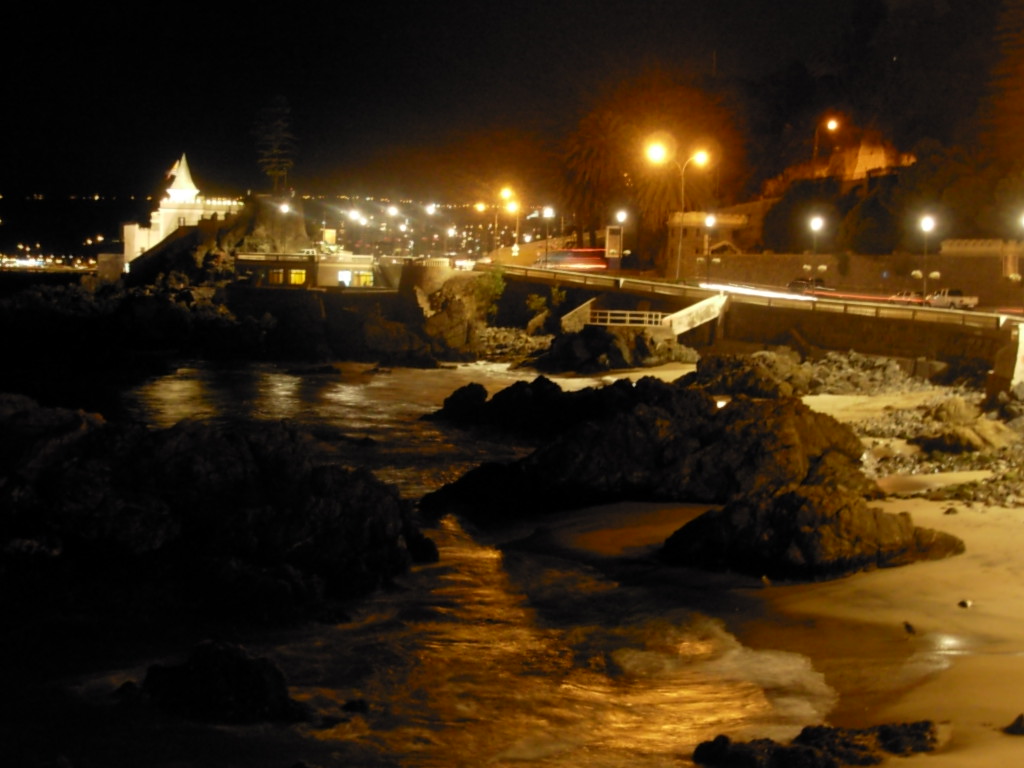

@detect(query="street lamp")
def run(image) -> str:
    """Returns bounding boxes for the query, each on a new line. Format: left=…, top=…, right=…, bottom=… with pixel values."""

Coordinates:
left=809, top=215, right=824, bottom=254
left=645, top=139, right=710, bottom=281
left=812, top=118, right=839, bottom=164
left=543, top=206, right=555, bottom=266
left=703, top=214, right=717, bottom=282
left=920, top=214, right=936, bottom=296
left=506, top=199, right=520, bottom=249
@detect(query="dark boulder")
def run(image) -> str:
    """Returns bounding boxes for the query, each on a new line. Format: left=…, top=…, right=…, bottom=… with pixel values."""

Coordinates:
left=0, top=396, right=435, bottom=624
left=692, top=721, right=938, bottom=767
left=423, top=373, right=964, bottom=580
left=681, top=350, right=812, bottom=398
left=422, top=392, right=875, bottom=528
left=527, top=325, right=694, bottom=374
left=143, top=640, right=310, bottom=723
left=661, top=486, right=965, bottom=580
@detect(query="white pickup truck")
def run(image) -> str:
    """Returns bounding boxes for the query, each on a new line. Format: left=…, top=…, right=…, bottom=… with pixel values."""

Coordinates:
left=924, top=288, right=979, bottom=309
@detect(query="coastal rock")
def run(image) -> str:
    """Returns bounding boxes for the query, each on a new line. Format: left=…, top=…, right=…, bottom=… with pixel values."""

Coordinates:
left=0, top=396, right=434, bottom=623
left=527, top=325, right=695, bottom=373
left=661, top=485, right=964, bottom=580
left=681, top=349, right=811, bottom=398
left=425, top=374, right=642, bottom=440
left=142, top=640, right=309, bottom=723
left=424, top=369, right=964, bottom=579
left=693, top=721, right=938, bottom=767
left=422, top=383, right=878, bottom=530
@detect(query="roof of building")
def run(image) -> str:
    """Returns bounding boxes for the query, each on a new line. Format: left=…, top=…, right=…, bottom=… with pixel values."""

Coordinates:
left=166, top=154, right=199, bottom=203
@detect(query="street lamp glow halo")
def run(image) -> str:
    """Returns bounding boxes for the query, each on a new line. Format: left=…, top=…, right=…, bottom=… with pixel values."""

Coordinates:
left=920, top=215, right=936, bottom=233
left=644, top=131, right=677, bottom=165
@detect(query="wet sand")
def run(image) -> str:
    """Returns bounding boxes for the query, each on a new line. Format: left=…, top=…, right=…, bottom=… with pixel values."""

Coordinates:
left=517, top=387, right=1024, bottom=764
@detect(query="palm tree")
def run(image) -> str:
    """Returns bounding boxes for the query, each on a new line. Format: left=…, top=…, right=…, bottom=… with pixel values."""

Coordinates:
left=562, top=109, right=633, bottom=246
left=562, top=69, right=745, bottom=263
left=253, top=95, right=297, bottom=194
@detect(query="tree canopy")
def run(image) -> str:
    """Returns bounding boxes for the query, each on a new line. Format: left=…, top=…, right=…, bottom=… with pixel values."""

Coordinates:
left=253, top=95, right=297, bottom=194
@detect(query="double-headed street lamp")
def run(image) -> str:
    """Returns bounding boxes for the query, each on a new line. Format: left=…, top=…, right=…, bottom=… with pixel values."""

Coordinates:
left=645, top=138, right=710, bottom=281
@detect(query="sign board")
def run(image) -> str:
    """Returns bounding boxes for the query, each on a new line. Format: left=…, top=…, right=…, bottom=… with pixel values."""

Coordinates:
left=605, top=225, right=623, bottom=267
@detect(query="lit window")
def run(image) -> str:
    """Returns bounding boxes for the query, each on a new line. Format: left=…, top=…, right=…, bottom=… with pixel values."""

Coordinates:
left=268, top=269, right=284, bottom=285
left=289, top=269, right=306, bottom=285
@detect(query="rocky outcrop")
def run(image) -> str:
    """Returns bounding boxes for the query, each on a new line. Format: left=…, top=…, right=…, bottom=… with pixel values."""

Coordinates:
left=527, top=325, right=696, bottom=373
left=661, top=485, right=965, bottom=580
left=425, top=374, right=642, bottom=440
left=422, top=377, right=873, bottom=519
left=693, top=721, right=938, bottom=767
left=422, top=373, right=964, bottom=580
left=681, top=349, right=811, bottom=397
left=0, top=395, right=436, bottom=625
left=911, top=395, right=1020, bottom=453
left=142, top=640, right=309, bottom=723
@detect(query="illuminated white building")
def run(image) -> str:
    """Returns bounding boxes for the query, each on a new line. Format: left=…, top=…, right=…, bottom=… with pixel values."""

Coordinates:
left=122, top=154, right=241, bottom=266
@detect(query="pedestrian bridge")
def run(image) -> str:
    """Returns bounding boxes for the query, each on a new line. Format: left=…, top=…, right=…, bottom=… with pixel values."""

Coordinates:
left=561, top=294, right=731, bottom=338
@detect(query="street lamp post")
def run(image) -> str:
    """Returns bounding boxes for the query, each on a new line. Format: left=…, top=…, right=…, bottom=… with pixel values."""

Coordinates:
left=812, top=118, right=839, bottom=164
left=507, top=200, right=520, bottom=249
left=809, top=215, right=824, bottom=255
left=646, top=139, right=710, bottom=281
left=920, top=214, right=935, bottom=297
left=704, top=214, right=716, bottom=283
left=543, top=206, right=555, bottom=266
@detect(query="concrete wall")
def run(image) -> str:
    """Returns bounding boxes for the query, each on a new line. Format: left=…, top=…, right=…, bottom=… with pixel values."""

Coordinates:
left=689, top=250, right=1022, bottom=309
left=703, top=300, right=1012, bottom=366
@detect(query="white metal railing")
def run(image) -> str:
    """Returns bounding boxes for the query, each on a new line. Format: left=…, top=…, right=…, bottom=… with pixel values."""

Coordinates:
left=588, top=309, right=668, bottom=327
left=475, top=263, right=1005, bottom=331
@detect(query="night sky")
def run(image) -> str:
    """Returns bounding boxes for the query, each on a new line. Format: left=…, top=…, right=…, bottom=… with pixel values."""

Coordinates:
left=2, top=0, right=1004, bottom=202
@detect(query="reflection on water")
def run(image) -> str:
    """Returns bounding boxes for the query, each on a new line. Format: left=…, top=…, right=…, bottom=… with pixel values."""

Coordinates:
left=279, top=518, right=835, bottom=767
left=118, top=360, right=837, bottom=765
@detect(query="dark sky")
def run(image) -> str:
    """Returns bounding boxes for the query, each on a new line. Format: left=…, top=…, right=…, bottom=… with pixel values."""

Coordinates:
left=1, top=0, right=998, bottom=201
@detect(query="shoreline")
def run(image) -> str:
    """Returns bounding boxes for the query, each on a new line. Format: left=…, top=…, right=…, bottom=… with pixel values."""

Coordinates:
left=502, top=494, right=1022, bottom=763
left=491, top=383, right=1024, bottom=764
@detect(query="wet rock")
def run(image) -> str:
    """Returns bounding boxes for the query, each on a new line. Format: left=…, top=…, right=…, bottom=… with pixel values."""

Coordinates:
left=142, top=640, right=310, bottom=723
left=425, top=374, right=642, bottom=440
left=692, top=721, right=938, bottom=767
left=478, top=326, right=553, bottom=362
left=0, top=396, right=434, bottom=624
left=422, top=388, right=879, bottom=532
left=682, top=349, right=811, bottom=398
left=662, top=486, right=965, bottom=580
left=526, top=325, right=695, bottom=373
left=1003, top=714, right=1024, bottom=735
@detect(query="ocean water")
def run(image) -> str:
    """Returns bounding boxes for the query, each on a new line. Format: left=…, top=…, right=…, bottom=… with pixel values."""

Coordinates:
left=114, top=360, right=840, bottom=766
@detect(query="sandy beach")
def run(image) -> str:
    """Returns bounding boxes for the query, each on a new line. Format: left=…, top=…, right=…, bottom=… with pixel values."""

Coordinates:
left=519, top=387, right=1024, bottom=764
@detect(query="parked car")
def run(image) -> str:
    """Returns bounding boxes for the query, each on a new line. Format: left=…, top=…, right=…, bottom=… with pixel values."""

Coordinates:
left=887, top=290, right=924, bottom=304
left=924, top=288, right=979, bottom=309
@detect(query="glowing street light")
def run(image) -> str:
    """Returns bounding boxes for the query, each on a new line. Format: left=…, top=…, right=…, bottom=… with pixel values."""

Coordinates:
left=615, top=209, right=628, bottom=224
left=812, top=117, right=840, bottom=164
left=506, top=199, right=520, bottom=248
left=920, top=214, right=936, bottom=296
left=703, top=214, right=717, bottom=282
left=646, top=137, right=711, bottom=281
left=809, top=215, right=824, bottom=254
left=543, top=206, right=555, bottom=265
